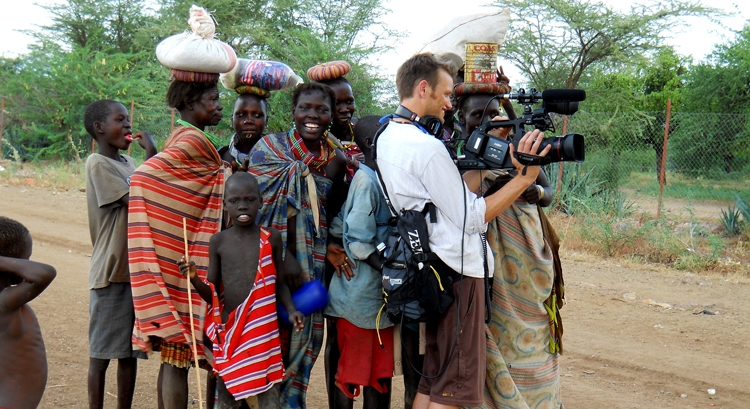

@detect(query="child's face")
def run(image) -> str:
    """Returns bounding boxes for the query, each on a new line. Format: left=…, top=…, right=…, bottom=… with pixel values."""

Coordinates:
left=98, top=103, right=133, bottom=150
left=192, top=86, right=223, bottom=127
left=232, top=96, right=267, bottom=144
left=293, top=90, right=332, bottom=143
left=224, top=180, right=261, bottom=227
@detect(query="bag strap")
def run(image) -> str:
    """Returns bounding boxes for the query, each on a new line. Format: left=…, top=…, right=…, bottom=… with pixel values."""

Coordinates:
left=371, top=118, right=399, bottom=218
left=371, top=117, right=436, bottom=223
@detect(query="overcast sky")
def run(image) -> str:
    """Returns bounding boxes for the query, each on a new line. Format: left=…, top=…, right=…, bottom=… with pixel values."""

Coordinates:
left=1, top=0, right=748, bottom=85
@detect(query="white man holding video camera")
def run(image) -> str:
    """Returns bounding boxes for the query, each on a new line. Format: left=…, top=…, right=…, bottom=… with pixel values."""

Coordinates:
left=375, top=52, right=550, bottom=409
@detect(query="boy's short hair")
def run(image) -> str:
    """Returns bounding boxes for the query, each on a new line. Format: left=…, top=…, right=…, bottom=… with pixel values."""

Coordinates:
left=166, top=80, right=219, bottom=111
left=84, top=100, right=118, bottom=139
left=225, top=171, right=260, bottom=194
left=0, top=216, right=30, bottom=258
left=396, top=53, right=457, bottom=101
left=292, top=83, right=336, bottom=111
left=353, top=115, right=382, bottom=151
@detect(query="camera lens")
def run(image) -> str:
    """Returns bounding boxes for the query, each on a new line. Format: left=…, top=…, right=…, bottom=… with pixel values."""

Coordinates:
left=542, top=133, right=585, bottom=164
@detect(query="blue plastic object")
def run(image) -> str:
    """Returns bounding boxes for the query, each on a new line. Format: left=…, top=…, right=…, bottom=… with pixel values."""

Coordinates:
left=277, top=279, right=329, bottom=325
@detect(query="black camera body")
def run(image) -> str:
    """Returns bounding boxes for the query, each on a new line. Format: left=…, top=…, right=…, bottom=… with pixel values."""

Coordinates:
left=453, top=88, right=586, bottom=171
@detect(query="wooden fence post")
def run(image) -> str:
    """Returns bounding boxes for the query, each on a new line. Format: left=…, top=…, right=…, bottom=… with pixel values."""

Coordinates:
left=0, top=97, right=5, bottom=158
left=657, top=100, right=672, bottom=218
left=556, top=115, right=568, bottom=194
left=128, top=99, right=135, bottom=156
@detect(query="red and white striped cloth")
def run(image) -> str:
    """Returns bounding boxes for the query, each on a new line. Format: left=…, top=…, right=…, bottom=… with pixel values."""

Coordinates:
left=205, top=227, right=285, bottom=399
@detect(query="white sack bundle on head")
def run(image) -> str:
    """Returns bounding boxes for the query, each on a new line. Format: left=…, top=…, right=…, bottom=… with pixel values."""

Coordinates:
left=156, top=5, right=237, bottom=74
left=220, top=59, right=303, bottom=96
left=417, top=9, right=511, bottom=66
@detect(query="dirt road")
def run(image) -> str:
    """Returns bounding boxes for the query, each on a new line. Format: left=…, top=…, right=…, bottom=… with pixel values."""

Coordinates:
left=1, top=183, right=748, bottom=408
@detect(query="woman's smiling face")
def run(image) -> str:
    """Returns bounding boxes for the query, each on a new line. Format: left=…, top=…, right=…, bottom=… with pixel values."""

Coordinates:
left=293, top=90, right=332, bottom=142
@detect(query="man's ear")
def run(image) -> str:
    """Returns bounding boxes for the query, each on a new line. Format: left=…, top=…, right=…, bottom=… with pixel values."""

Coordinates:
left=417, top=79, right=430, bottom=98
left=364, top=137, right=373, bottom=148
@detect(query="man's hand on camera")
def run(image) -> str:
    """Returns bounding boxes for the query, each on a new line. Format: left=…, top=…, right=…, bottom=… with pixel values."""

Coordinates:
left=510, top=129, right=551, bottom=182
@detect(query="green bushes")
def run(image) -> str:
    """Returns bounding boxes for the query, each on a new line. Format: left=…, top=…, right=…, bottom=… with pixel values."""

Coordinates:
left=548, top=164, right=748, bottom=274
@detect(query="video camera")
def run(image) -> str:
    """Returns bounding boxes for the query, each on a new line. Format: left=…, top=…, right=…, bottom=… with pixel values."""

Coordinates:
left=453, top=88, right=586, bottom=170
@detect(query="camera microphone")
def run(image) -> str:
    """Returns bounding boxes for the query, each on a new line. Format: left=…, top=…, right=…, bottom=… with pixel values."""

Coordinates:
left=498, top=89, right=586, bottom=103
left=541, top=89, right=586, bottom=102
left=498, top=91, right=535, bottom=101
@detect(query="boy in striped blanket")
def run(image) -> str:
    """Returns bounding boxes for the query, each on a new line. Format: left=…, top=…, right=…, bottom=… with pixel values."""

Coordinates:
left=180, top=172, right=303, bottom=408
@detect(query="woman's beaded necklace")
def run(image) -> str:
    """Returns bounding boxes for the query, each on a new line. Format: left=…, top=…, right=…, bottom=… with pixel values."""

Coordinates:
left=289, top=129, right=335, bottom=175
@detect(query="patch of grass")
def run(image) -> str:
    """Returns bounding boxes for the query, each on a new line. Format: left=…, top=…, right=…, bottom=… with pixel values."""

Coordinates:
left=0, top=152, right=160, bottom=191
left=0, top=160, right=86, bottom=191
left=620, top=171, right=750, bottom=202
left=549, top=207, right=750, bottom=276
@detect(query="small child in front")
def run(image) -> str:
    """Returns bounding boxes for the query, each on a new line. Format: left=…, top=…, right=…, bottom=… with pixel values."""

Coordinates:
left=0, top=216, right=57, bottom=409
left=83, top=99, right=156, bottom=409
left=180, top=172, right=303, bottom=409
left=324, top=115, right=395, bottom=409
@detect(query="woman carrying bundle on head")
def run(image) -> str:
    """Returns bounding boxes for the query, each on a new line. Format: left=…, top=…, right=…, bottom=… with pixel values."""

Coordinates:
left=127, top=5, right=236, bottom=408
left=219, top=59, right=303, bottom=171
left=247, top=82, right=350, bottom=409
left=307, top=60, right=363, bottom=409
left=454, top=79, right=565, bottom=409
left=308, top=60, right=362, bottom=183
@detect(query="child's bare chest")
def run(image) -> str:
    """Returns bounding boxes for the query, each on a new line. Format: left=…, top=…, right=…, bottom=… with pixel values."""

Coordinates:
left=217, top=235, right=262, bottom=314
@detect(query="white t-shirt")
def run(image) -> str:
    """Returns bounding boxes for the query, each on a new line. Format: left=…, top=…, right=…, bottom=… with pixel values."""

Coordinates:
left=375, top=121, right=493, bottom=278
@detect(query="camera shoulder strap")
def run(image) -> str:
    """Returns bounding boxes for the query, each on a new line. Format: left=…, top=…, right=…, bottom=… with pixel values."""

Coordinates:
left=370, top=117, right=398, bottom=219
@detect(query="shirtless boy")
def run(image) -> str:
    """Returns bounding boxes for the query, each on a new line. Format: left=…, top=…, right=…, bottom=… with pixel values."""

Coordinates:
left=0, top=216, right=57, bottom=409
left=180, top=172, right=303, bottom=408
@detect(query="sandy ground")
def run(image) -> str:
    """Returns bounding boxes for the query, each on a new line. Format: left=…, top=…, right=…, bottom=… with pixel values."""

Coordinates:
left=1, top=183, right=749, bottom=409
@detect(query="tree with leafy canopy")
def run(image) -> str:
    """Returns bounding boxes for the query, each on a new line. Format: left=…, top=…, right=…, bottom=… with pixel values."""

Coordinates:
left=565, top=47, right=688, bottom=186
left=496, top=0, right=717, bottom=90
left=670, top=24, right=750, bottom=175
left=25, top=0, right=155, bottom=54
left=494, top=0, right=717, bottom=188
left=0, top=0, right=398, bottom=160
left=0, top=40, right=164, bottom=161
left=150, top=0, right=399, bottom=132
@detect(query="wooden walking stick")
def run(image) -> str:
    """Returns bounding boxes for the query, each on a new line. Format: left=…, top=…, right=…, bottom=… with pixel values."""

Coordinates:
left=182, top=217, right=203, bottom=405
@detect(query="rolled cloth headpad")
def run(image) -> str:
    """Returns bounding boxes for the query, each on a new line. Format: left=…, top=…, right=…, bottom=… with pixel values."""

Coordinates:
left=156, top=5, right=237, bottom=81
left=453, top=82, right=511, bottom=97
left=220, top=59, right=303, bottom=97
left=307, top=60, right=351, bottom=82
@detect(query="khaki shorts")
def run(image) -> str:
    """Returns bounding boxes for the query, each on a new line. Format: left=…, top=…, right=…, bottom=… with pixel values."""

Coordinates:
left=418, top=277, right=486, bottom=406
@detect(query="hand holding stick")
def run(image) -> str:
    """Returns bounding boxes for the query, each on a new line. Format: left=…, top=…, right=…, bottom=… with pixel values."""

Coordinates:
left=182, top=217, right=203, bottom=405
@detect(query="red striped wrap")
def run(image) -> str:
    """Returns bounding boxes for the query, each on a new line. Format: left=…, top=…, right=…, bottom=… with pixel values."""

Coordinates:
left=206, top=228, right=285, bottom=399
left=127, top=125, right=226, bottom=357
